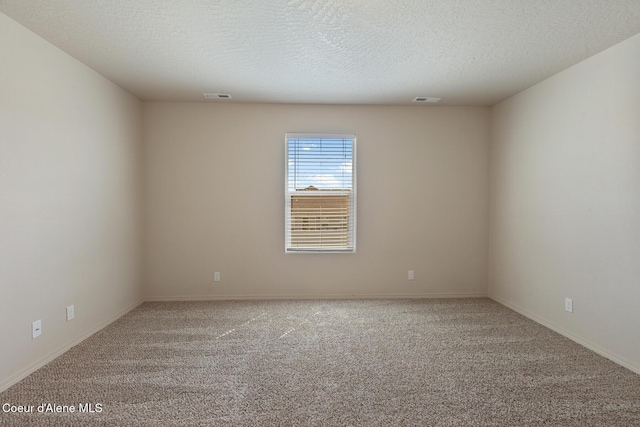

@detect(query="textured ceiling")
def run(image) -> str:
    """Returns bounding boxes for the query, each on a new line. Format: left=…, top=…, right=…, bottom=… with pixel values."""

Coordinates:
left=2, top=0, right=640, bottom=105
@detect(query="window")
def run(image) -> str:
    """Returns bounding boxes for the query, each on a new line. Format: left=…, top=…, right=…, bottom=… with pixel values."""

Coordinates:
left=285, top=133, right=356, bottom=253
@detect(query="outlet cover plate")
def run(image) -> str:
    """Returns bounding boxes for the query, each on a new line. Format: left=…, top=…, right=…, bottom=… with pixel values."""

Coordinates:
left=32, top=319, right=42, bottom=339
left=565, top=298, right=573, bottom=313
left=67, top=305, right=75, bottom=321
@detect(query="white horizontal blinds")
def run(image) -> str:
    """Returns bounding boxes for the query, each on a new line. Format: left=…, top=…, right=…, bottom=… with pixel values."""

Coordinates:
left=286, top=133, right=356, bottom=253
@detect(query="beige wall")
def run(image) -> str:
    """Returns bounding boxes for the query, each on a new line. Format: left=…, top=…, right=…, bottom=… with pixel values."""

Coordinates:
left=489, top=33, right=640, bottom=373
left=143, top=103, right=490, bottom=299
left=0, top=13, right=143, bottom=390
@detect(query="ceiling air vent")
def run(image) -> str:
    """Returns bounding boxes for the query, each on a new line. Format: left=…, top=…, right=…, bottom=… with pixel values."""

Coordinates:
left=203, top=93, right=232, bottom=99
left=413, top=97, right=441, bottom=103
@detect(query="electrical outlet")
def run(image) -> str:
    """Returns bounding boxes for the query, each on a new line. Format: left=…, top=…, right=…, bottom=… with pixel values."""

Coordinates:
left=32, top=319, right=42, bottom=339
left=564, top=298, right=573, bottom=313
left=214, top=272, right=221, bottom=282
left=408, top=270, right=414, bottom=280
left=66, top=305, right=75, bottom=321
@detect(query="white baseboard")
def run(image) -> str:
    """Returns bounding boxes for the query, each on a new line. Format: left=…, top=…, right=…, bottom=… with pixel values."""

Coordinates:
left=489, top=294, right=640, bottom=375
left=0, top=299, right=145, bottom=393
left=145, top=292, right=488, bottom=301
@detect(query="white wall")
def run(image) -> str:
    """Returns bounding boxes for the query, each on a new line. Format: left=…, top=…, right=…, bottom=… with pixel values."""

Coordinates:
left=0, top=13, right=143, bottom=390
left=489, top=33, right=640, bottom=373
left=143, top=103, right=490, bottom=299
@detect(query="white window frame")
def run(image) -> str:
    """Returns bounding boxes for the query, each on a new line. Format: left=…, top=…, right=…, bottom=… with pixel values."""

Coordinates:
left=285, top=133, right=357, bottom=253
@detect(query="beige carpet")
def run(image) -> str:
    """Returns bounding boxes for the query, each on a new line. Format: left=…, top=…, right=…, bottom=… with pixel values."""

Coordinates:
left=1, top=298, right=639, bottom=426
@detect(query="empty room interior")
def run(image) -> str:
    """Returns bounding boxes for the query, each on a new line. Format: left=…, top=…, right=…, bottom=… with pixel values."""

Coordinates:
left=1, top=1, right=640, bottom=425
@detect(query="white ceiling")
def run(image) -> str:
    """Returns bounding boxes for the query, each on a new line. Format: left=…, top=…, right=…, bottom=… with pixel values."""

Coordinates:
left=2, top=0, right=640, bottom=105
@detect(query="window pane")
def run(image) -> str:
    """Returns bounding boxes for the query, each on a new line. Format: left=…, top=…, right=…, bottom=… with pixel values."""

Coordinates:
left=287, top=137, right=353, bottom=191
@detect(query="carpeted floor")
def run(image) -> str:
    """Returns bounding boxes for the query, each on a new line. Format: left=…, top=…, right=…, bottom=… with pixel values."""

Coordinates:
left=1, top=298, right=639, bottom=426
